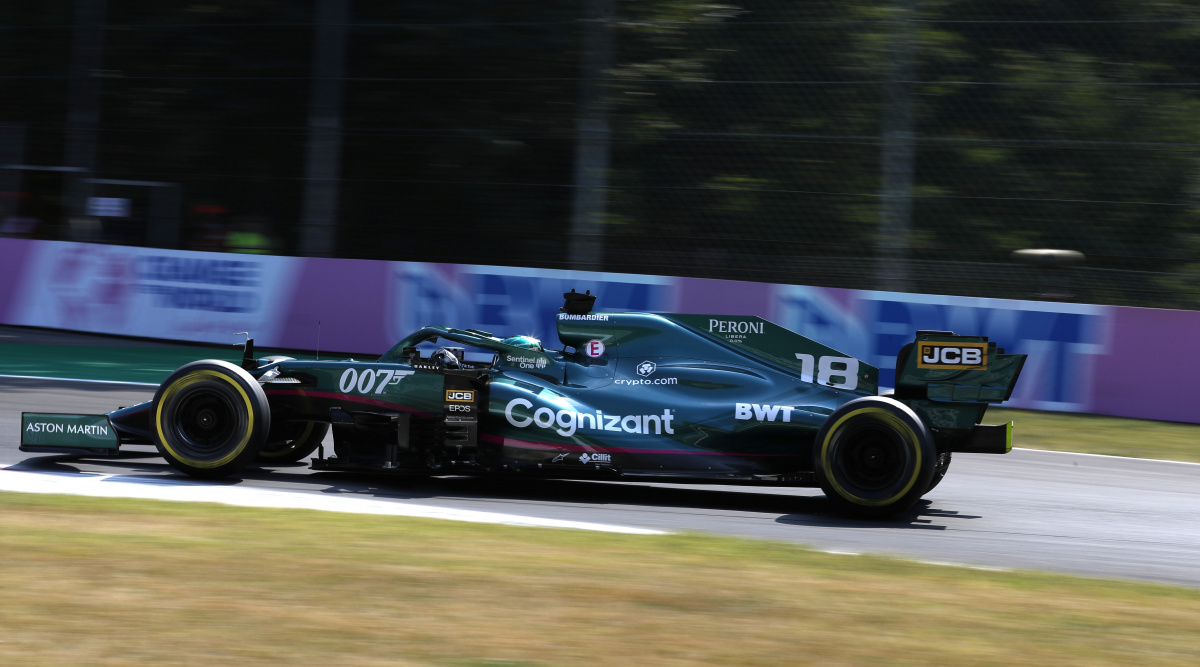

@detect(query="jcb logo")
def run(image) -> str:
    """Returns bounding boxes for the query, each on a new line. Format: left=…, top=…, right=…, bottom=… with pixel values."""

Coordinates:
left=445, top=390, right=474, bottom=402
left=916, top=342, right=988, bottom=370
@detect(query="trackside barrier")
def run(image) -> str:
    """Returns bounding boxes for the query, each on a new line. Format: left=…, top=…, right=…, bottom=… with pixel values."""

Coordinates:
left=0, top=238, right=1196, bottom=424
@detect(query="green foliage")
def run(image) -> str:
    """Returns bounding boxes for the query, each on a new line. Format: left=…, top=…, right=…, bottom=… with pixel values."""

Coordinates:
left=2, top=1, right=1200, bottom=306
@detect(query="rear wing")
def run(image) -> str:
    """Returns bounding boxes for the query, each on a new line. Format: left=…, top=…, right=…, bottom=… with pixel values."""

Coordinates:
left=894, top=331, right=1026, bottom=405
left=892, top=331, right=1027, bottom=447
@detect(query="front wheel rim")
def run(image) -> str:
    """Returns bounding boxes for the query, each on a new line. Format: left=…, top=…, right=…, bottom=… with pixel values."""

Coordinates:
left=159, top=374, right=252, bottom=465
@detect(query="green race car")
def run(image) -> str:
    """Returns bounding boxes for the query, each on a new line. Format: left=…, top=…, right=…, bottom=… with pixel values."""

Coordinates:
left=21, top=289, right=1026, bottom=516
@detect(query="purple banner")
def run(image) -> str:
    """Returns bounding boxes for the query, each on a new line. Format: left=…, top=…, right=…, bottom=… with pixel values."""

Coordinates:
left=277, top=256, right=392, bottom=354
left=1091, top=307, right=1200, bottom=423
left=0, top=238, right=34, bottom=322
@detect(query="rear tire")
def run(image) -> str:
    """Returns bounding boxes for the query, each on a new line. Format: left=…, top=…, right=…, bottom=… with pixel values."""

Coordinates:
left=257, top=421, right=329, bottom=464
left=813, top=396, right=935, bottom=517
left=925, top=451, right=952, bottom=493
left=152, top=360, right=270, bottom=478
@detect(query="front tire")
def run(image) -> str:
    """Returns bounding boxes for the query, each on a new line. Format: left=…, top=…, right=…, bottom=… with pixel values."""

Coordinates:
left=813, top=396, right=935, bottom=517
left=152, top=360, right=270, bottom=478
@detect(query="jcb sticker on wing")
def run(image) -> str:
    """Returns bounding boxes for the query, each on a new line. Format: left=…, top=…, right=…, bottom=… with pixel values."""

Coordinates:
left=446, top=390, right=475, bottom=402
left=916, top=342, right=988, bottom=370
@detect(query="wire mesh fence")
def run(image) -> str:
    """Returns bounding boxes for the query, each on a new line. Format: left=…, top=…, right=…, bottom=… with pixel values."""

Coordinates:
left=1, top=1, right=1199, bottom=309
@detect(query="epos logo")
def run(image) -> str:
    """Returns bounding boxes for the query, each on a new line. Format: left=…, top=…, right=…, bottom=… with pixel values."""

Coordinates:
left=445, top=390, right=475, bottom=402
left=916, top=342, right=988, bottom=370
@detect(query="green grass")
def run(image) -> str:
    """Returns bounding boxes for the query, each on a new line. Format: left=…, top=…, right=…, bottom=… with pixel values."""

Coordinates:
left=990, top=407, right=1200, bottom=463
left=1, top=492, right=1198, bottom=666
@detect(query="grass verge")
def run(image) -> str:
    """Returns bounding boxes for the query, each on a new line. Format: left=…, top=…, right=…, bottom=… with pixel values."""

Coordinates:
left=1, top=492, right=1198, bottom=666
left=989, top=407, right=1200, bottom=463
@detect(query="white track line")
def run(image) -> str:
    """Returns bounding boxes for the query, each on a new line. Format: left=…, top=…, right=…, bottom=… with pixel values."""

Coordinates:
left=1012, top=447, right=1200, bottom=466
left=818, top=549, right=1010, bottom=573
left=0, top=467, right=668, bottom=535
left=911, top=559, right=1011, bottom=573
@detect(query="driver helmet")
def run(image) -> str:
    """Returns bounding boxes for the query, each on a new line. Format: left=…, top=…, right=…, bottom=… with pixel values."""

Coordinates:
left=431, top=347, right=462, bottom=369
left=501, top=335, right=544, bottom=352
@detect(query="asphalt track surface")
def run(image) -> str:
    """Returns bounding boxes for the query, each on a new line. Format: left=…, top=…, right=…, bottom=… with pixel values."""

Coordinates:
left=3, top=376, right=1199, bottom=589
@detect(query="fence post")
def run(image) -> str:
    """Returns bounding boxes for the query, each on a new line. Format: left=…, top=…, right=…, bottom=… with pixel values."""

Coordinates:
left=569, top=0, right=614, bottom=271
left=876, top=0, right=918, bottom=292
left=299, top=0, right=350, bottom=257
left=63, top=0, right=107, bottom=235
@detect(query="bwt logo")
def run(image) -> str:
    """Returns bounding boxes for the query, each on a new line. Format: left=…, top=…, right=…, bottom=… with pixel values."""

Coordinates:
left=445, top=390, right=475, bottom=402
left=916, top=342, right=987, bottom=370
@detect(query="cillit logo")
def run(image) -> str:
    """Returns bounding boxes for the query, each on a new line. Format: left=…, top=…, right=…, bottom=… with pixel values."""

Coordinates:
left=580, top=453, right=612, bottom=464
left=916, top=342, right=988, bottom=370
left=446, top=390, right=475, bottom=402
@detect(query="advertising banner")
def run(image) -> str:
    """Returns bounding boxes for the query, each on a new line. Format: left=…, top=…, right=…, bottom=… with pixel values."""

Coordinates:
left=1, top=238, right=1195, bottom=424
left=4, top=240, right=301, bottom=346
left=1091, top=306, right=1200, bottom=424
left=0, top=238, right=34, bottom=321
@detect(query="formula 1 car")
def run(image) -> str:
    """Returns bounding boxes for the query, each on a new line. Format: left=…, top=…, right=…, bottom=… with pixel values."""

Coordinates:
left=21, top=290, right=1026, bottom=516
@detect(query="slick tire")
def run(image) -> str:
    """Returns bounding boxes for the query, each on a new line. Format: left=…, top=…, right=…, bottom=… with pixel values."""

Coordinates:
left=152, top=360, right=271, bottom=479
left=813, top=396, right=935, bottom=518
left=257, top=421, right=329, bottom=464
